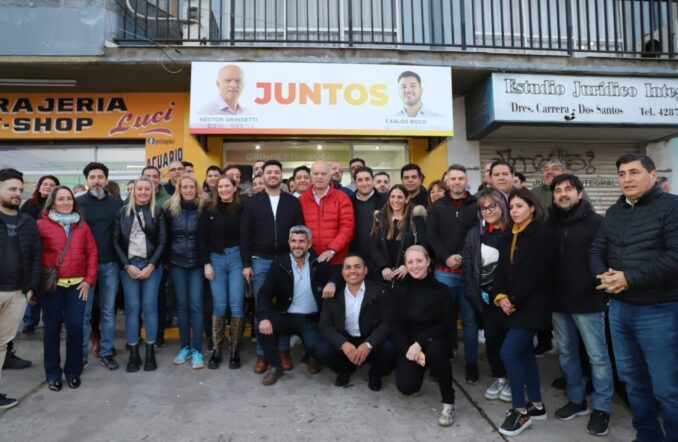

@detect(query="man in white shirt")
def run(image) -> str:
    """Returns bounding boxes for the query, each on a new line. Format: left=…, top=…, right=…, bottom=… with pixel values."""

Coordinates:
left=316, top=254, right=395, bottom=390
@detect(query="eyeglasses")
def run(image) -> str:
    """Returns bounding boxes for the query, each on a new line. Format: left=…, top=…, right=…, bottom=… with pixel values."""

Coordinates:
left=479, top=203, right=498, bottom=213
left=169, top=167, right=184, bottom=172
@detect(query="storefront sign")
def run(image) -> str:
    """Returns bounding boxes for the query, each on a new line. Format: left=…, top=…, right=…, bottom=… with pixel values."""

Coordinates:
left=0, top=93, right=184, bottom=140
left=189, top=62, right=453, bottom=136
left=0, top=93, right=193, bottom=173
left=467, top=73, right=678, bottom=139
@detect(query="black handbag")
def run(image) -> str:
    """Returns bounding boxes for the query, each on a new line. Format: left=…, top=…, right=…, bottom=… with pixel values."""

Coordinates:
left=39, top=232, right=73, bottom=295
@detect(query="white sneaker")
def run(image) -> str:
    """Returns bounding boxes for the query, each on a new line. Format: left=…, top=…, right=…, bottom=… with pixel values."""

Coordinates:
left=499, top=381, right=513, bottom=402
left=438, top=403, right=455, bottom=426
left=484, top=377, right=507, bottom=400
left=478, top=330, right=486, bottom=344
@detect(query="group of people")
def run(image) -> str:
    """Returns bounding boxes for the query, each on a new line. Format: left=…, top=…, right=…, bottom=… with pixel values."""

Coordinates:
left=0, top=153, right=676, bottom=441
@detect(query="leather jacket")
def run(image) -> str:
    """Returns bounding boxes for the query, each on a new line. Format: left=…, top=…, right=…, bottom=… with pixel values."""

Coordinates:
left=113, top=205, right=167, bottom=267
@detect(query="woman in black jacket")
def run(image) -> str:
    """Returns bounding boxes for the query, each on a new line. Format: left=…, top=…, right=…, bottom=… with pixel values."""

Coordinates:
left=462, top=188, right=511, bottom=403
left=392, top=245, right=455, bottom=427
left=491, top=188, right=556, bottom=437
left=165, top=174, right=207, bottom=370
left=370, top=184, right=427, bottom=284
left=113, top=176, right=167, bottom=373
left=198, top=175, right=246, bottom=370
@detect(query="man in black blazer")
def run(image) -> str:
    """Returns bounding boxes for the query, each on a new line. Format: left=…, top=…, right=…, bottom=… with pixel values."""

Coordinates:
left=257, top=225, right=338, bottom=385
left=316, top=254, right=395, bottom=391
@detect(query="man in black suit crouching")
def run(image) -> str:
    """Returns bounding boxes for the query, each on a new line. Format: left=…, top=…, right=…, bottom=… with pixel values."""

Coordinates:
left=316, top=254, right=395, bottom=391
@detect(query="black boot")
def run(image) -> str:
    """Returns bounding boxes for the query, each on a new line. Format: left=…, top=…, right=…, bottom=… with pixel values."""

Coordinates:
left=229, top=316, right=245, bottom=369
left=126, top=344, right=141, bottom=373
left=208, top=316, right=224, bottom=370
left=144, top=343, right=157, bottom=371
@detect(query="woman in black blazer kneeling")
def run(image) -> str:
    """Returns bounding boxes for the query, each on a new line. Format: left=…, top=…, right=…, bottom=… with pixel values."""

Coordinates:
left=391, top=245, right=455, bottom=427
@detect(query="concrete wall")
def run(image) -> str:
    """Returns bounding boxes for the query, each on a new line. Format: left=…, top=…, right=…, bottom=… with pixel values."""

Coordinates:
left=646, top=137, right=677, bottom=193
left=447, top=97, right=481, bottom=192
left=0, top=0, right=109, bottom=55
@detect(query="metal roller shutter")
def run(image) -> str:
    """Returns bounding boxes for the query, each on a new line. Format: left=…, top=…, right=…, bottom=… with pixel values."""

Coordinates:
left=478, top=142, right=641, bottom=214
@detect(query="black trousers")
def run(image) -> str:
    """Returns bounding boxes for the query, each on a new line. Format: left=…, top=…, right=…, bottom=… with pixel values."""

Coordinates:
left=259, top=312, right=321, bottom=368
left=483, top=305, right=508, bottom=379
left=395, top=337, right=455, bottom=404
left=316, top=336, right=396, bottom=378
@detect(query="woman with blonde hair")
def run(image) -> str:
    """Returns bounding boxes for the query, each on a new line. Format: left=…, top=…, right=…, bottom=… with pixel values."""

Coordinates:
left=165, top=174, right=208, bottom=369
left=391, top=245, right=455, bottom=427
left=113, top=176, right=167, bottom=373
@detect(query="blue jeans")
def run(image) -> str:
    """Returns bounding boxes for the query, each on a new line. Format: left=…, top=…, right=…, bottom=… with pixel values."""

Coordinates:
left=501, top=328, right=541, bottom=409
left=170, top=265, right=204, bottom=351
left=22, top=303, right=41, bottom=327
left=82, top=278, right=95, bottom=364
left=210, top=247, right=245, bottom=317
left=40, top=285, right=86, bottom=381
left=252, top=257, right=290, bottom=355
left=84, top=262, right=120, bottom=360
left=434, top=270, right=478, bottom=364
left=259, top=312, right=320, bottom=368
left=120, top=257, right=163, bottom=345
left=552, top=312, right=613, bottom=413
left=609, top=299, right=678, bottom=442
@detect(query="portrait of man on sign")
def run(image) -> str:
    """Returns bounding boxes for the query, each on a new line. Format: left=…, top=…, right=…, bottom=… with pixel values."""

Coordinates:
left=392, top=70, right=441, bottom=118
left=198, top=64, right=250, bottom=115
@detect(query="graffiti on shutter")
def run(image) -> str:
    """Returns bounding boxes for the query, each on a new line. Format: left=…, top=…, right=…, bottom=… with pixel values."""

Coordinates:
left=479, top=142, right=640, bottom=214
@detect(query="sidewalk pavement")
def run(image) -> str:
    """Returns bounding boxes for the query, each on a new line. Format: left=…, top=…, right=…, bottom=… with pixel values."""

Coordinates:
left=1, top=319, right=635, bottom=441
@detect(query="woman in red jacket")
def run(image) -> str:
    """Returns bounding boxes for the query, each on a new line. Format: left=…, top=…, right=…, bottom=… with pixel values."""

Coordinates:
left=36, top=186, right=98, bottom=392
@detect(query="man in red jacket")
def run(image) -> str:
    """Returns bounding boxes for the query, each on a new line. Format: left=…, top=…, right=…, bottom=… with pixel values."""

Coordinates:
left=299, top=161, right=355, bottom=267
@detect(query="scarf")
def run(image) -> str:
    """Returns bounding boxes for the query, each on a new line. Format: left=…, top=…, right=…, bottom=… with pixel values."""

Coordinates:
left=48, top=210, right=81, bottom=226
left=510, top=219, right=532, bottom=264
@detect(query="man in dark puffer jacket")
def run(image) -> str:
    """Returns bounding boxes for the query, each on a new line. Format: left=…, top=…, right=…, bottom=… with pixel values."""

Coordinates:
left=549, top=174, right=612, bottom=436
left=590, top=154, right=678, bottom=442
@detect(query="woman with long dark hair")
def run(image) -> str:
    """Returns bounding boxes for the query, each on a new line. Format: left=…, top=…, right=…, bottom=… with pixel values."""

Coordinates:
left=392, top=245, right=455, bottom=427
left=166, top=175, right=208, bottom=370
left=37, top=186, right=97, bottom=391
left=113, top=176, right=167, bottom=373
left=370, top=184, right=427, bottom=284
left=21, top=175, right=60, bottom=220
left=198, top=175, right=246, bottom=369
left=492, top=188, right=555, bottom=436
left=462, top=188, right=512, bottom=403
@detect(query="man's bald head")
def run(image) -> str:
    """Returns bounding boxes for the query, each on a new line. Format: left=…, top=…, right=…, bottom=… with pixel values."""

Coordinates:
left=311, top=161, right=331, bottom=193
left=216, top=65, right=245, bottom=108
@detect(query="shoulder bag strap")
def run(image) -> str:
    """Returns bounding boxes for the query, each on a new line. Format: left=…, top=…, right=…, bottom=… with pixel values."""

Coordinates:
left=134, top=207, right=154, bottom=238
left=56, top=229, right=74, bottom=267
